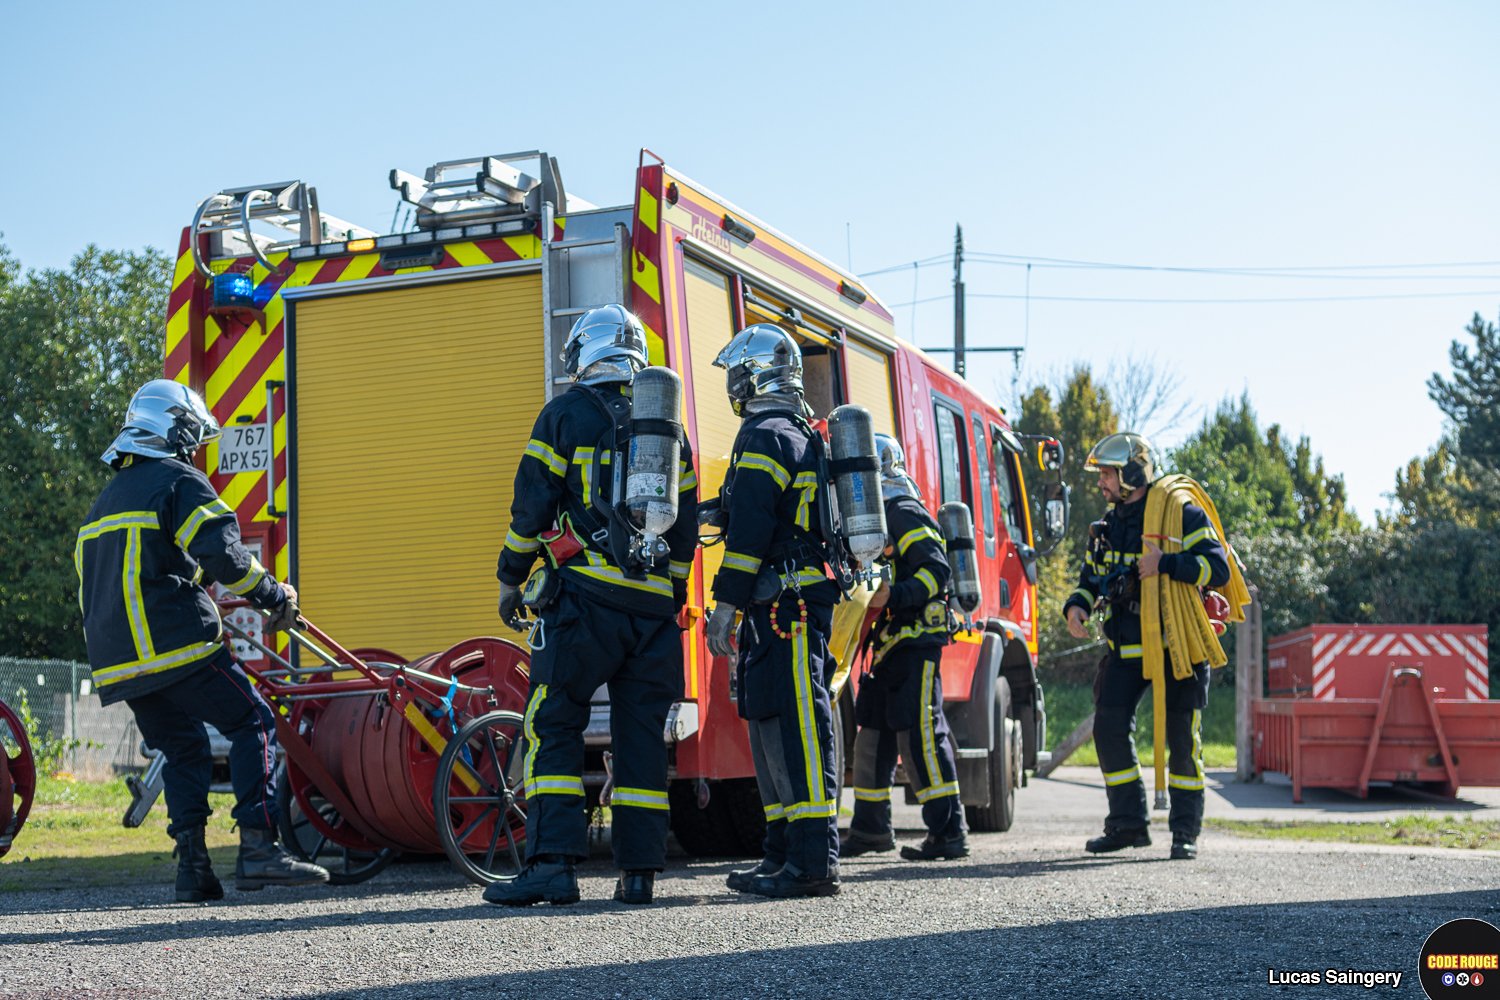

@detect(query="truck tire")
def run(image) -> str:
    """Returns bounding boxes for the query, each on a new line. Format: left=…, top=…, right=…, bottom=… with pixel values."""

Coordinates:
left=1018, top=703, right=1036, bottom=788
left=965, top=677, right=1016, bottom=833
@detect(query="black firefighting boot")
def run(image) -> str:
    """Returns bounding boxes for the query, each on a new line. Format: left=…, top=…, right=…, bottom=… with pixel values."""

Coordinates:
left=1085, top=827, right=1152, bottom=854
left=173, top=826, right=223, bottom=903
left=839, top=828, right=896, bottom=857
left=898, top=832, right=970, bottom=862
left=613, top=870, right=655, bottom=905
left=1170, top=835, right=1198, bottom=861
left=482, top=856, right=580, bottom=907
left=234, top=826, right=331, bottom=890
left=747, top=863, right=840, bottom=899
left=726, top=858, right=782, bottom=893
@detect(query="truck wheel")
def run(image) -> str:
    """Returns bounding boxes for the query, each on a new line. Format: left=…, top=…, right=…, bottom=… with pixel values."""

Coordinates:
left=1018, top=703, right=1036, bottom=788
left=965, top=677, right=1016, bottom=833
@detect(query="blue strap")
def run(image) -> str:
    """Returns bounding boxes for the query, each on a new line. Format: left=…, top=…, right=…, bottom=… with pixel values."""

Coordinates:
left=439, top=676, right=474, bottom=769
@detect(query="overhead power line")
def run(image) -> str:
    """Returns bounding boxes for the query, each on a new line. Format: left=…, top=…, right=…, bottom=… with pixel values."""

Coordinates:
left=885, top=288, right=1500, bottom=308
left=862, top=253, right=1500, bottom=281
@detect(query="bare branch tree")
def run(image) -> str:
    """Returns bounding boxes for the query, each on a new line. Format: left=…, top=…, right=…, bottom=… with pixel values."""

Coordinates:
left=1104, top=353, right=1196, bottom=439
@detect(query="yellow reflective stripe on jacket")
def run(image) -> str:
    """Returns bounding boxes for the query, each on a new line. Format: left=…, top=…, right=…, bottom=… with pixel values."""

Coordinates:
left=1183, top=525, right=1216, bottom=549
left=1068, top=587, right=1093, bottom=607
left=1102, top=765, right=1141, bottom=787
left=763, top=803, right=787, bottom=821
left=78, top=511, right=159, bottom=543
left=721, top=550, right=762, bottom=574
left=914, top=567, right=939, bottom=599
left=525, top=438, right=568, bottom=477
left=1195, top=555, right=1211, bottom=587
left=679, top=466, right=697, bottom=491
left=223, top=557, right=268, bottom=596
left=736, top=452, right=791, bottom=490
left=792, top=471, right=817, bottom=530
left=897, top=525, right=942, bottom=556
left=1115, top=643, right=1143, bottom=659
left=611, top=786, right=669, bottom=810
left=173, top=499, right=234, bottom=549
left=92, top=639, right=223, bottom=688
left=669, top=559, right=692, bottom=579
left=122, top=525, right=153, bottom=660
left=565, top=562, right=673, bottom=597
left=505, top=529, right=540, bottom=555
left=914, top=781, right=960, bottom=802
left=852, top=786, right=891, bottom=802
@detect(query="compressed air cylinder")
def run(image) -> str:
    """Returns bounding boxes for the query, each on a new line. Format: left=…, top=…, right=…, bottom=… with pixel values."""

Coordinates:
left=828, top=404, right=887, bottom=568
left=938, top=501, right=982, bottom=613
left=624, top=366, right=682, bottom=542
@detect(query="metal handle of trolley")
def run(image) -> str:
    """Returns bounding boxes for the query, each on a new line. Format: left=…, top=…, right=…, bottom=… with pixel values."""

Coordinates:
left=198, top=596, right=535, bottom=887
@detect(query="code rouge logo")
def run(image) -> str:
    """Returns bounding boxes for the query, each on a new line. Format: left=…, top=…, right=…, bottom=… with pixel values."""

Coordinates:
left=1421, top=919, right=1500, bottom=998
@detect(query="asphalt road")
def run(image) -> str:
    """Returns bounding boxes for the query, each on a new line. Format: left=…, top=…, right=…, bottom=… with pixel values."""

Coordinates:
left=3, top=768, right=1497, bottom=999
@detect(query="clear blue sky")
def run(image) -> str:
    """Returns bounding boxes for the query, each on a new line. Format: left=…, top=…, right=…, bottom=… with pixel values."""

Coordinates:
left=5, top=2, right=1498, bottom=520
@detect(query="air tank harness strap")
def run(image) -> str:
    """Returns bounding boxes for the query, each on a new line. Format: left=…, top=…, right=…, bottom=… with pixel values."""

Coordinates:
left=767, top=565, right=808, bottom=640
left=827, top=455, right=880, bottom=477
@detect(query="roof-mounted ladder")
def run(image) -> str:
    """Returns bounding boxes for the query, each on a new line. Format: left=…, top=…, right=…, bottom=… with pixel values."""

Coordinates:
left=189, top=181, right=374, bottom=278
left=389, top=151, right=567, bottom=231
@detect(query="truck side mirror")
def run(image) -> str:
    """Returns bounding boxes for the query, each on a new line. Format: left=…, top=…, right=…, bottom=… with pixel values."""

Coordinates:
left=1038, top=438, right=1063, bottom=472
left=1042, top=482, right=1069, bottom=542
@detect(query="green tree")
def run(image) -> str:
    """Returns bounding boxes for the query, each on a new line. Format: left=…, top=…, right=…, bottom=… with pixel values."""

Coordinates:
left=0, top=240, right=170, bottom=659
left=1429, top=312, right=1500, bottom=468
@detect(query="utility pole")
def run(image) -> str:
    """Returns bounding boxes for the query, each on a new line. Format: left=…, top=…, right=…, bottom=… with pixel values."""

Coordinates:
left=953, top=224, right=966, bottom=378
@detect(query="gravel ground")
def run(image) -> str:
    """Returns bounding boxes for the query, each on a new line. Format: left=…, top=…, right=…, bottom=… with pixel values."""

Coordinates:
left=4, top=769, right=1497, bottom=999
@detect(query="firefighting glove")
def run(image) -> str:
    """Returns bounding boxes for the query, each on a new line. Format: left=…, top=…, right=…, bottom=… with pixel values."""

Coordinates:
left=705, top=603, right=739, bottom=658
left=264, top=598, right=303, bottom=634
left=498, top=582, right=524, bottom=632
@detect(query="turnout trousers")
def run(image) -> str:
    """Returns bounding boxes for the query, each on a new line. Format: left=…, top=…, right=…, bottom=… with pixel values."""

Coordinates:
left=125, top=649, right=279, bottom=839
left=739, top=592, right=838, bottom=879
left=849, top=643, right=964, bottom=841
left=1093, top=653, right=1211, bottom=840
left=521, top=585, right=682, bottom=871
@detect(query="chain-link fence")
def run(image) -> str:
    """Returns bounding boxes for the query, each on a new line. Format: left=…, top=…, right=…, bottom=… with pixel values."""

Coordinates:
left=0, top=657, right=142, bottom=779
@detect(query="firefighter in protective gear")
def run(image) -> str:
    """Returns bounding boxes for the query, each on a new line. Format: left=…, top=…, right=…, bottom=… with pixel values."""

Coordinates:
left=1065, top=432, right=1229, bottom=860
left=76, top=380, right=329, bottom=901
left=709, top=324, right=841, bottom=899
left=486, top=305, right=698, bottom=907
left=842, top=434, right=968, bottom=861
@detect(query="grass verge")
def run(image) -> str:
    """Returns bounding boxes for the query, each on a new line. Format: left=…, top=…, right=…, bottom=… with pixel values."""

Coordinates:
left=1, top=774, right=240, bottom=892
left=1205, top=815, right=1500, bottom=850
left=1043, top=680, right=1237, bottom=769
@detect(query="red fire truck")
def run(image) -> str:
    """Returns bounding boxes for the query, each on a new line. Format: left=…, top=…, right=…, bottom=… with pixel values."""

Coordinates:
left=164, top=149, right=1067, bottom=856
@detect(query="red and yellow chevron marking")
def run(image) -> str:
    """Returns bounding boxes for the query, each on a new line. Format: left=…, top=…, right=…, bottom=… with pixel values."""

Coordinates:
left=630, top=159, right=669, bottom=367
left=163, top=230, right=545, bottom=592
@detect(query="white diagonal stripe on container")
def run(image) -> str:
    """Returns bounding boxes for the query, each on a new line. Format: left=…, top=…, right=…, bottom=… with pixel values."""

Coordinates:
left=1347, top=633, right=1375, bottom=656
left=1404, top=633, right=1430, bottom=656
left=1443, top=634, right=1486, bottom=673
left=1368, top=634, right=1395, bottom=656
left=1314, top=632, right=1356, bottom=674
left=1313, top=671, right=1336, bottom=699
left=1313, top=633, right=1337, bottom=656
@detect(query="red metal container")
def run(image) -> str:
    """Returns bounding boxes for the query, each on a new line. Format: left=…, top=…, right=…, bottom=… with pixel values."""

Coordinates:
left=1267, top=624, right=1489, bottom=702
left=1253, top=666, right=1500, bottom=801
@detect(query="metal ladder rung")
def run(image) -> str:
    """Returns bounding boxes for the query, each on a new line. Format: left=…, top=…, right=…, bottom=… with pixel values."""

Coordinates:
left=551, top=303, right=619, bottom=318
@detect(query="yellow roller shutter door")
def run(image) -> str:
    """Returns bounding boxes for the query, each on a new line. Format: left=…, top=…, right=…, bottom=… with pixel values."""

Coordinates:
left=292, top=274, right=543, bottom=660
left=682, top=258, right=739, bottom=591
left=844, top=338, right=895, bottom=438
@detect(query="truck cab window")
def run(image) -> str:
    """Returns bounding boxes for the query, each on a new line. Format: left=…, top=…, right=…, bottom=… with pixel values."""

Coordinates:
left=991, top=429, right=1027, bottom=543
left=934, top=404, right=967, bottom=507
left=970, top=413, right=997, bottom=557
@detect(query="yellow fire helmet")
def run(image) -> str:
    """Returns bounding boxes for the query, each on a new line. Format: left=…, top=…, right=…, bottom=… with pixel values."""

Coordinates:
left=1084, top=432, right=1161, bottom=491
